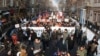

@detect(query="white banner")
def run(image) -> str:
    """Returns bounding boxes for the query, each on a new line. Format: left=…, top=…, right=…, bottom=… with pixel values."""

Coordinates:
left=51, top=27, right=75, bottom=33
left=22, top=27, right=75, bottom=32
left=21, top=27, right=95, bottom=41
left=22, top=27, right=75, bottom=37
left=22, top=27, right=45, bottom=37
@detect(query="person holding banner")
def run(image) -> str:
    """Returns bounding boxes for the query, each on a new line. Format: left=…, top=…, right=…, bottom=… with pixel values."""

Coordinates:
left=57, top=28, right=62, bottom=40
left=41, top=30, right=49, bottom=50
left=63, top=29, right=69, bottom=40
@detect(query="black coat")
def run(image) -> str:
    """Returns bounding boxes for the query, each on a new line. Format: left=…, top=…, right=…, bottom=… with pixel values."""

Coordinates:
left=51, top=32, right=57, bottom=40
left=68, top=38, right=75, bottom=50
left=57, top=39, right=68, bottom=52
left=80, top=36, right=87, bottom=46
left=31, top=32, right=37, bottom=41
left=78, top=30, right=83, bottom=39
left=87, top=40, right=98, bottom=55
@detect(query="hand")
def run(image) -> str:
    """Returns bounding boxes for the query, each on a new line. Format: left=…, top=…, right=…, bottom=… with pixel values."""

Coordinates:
left=31, top=48, right=33, bottom=50
left=77, top=54, right=80, bottom=56
left=39, top=49, right=41, bottom=51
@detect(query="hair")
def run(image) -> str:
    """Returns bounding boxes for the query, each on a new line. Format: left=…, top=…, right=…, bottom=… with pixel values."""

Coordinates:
left=79, top=45, right=85, bottom=49
left=65, top=29, right=67, bottom=31
left=31, top=29, right=34, bottom=32
left=20, top=44, right=27, bottom=56
left=34, top=37, right=41, bottom=41
left=92, top=35, right=98, bottom=41
left=66, top=52, right=70, bottom=56
left=20, top=43, right=27, bottom=50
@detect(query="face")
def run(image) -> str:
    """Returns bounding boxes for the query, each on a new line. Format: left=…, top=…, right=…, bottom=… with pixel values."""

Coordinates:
left=30, top=31, right=33, bottom=33
left=93, top=39, right=96, bottom=41
left=80, top=47, right=84, bottom=51
left=71, top=36, right=74, bottom=40
left=35, top=39, right=40, bottom=43
left=58, top=28, right=61, bottom=30
left=65, top=30, right=67, bottom=32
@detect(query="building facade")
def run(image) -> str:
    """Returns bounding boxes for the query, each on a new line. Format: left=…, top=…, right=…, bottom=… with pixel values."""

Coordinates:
left=85, top=0, right=100, bottom=26
left=73, top=0, right=100, bottom=26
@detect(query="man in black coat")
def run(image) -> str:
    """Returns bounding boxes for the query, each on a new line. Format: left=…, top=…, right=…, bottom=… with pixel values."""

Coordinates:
left=77, top=27, right=83, bottom=46
left=68, top=35, right=75, bottom=51
left=56, top=38, right=68, bottom=54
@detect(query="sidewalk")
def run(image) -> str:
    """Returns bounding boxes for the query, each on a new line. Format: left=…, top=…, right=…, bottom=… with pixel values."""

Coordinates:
left=71, top=18, right=100, bottom=56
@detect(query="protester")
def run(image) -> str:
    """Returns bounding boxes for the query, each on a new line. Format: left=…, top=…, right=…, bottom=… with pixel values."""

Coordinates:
left=41, top=30, right=49, bottom=50
left=77, top=46, right=87, bottom=56
left=17, top=28, right=25, bottom=42
left=1, top=10, right=100, bottom=56
left=31, top=38, right=43, bottom=56
left=68, top=35, right=75, bottom=51
left=57, top=28, right=62, bottom=40
left=87, top=36, right=98, bottom=56
left=74, top=26, right=79, bottom=42
left=77, top=26, right=83, bottom=46
left=30, top=30, right=37, bottom=42
left=11, top=33, right=18, bottom=45
left=57, top=38, right=68, bottom=56
left=51, top=29, right=57, bottom=40
left=63, top=29, right=69, bottom=40
left=17, top=44, right=27, bottom=56
left=80, top=32, right=87, bottom=46
left=25, top=28, right=31, bottom=40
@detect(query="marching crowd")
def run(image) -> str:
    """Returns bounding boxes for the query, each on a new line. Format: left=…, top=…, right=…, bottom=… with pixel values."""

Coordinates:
left=20, top=11, right=76, bottom=27
left=1, top=24, right=98, bottom=56
left=0, top=11, right=99, bottom=56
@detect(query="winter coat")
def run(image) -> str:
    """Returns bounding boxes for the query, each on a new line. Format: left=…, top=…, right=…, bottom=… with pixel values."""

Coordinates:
left=63, top=32, right=69, bottom=40
left=42, top=32, right=49, bottom=40
left=77, top=49, right=87, bottom=56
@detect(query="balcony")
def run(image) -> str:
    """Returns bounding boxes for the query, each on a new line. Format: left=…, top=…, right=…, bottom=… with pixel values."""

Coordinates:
left=92, top=3, right=100, bottom=7
left=84, top=2, right=92, bottom=7
left=85, top=2, right=100, bottom=7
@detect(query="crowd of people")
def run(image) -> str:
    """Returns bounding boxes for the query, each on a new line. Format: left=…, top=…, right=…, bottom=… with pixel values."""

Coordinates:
left=0, top=10, right=99, bottom=56
left=20, top=11, right=76, bottom=27
left=0, top=24, right=99, bottom=56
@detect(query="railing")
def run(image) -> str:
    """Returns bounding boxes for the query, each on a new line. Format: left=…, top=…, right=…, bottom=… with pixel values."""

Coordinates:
left=73, top=17, right=100, bottom=35
left=86, top=20, right=100, bottom=35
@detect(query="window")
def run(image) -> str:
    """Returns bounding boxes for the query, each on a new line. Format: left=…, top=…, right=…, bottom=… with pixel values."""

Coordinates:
left=98, top=0, right=100, bottom=3
left=93, top=12, right=96, bottom=22
left=94, top=0, right=100, bottom=3
left=98, top=14, right=100, bottom=23
left=0, top=0, right=2, bottom=7
left=94, top=0, right=98, bottom=3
